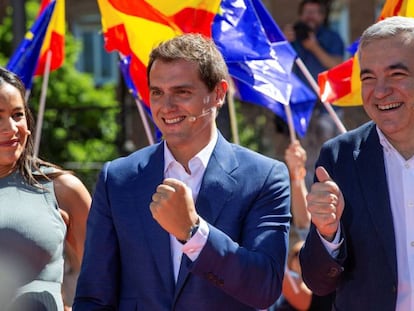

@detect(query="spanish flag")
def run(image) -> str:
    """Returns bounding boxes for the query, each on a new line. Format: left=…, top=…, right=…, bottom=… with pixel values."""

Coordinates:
left=98, top=0, right=221, bottom=107
left=319, top=0, right=414, bottom=106
left=34, top=0, right=65, bottom=75
left=379, top=0, right=414, bottom=19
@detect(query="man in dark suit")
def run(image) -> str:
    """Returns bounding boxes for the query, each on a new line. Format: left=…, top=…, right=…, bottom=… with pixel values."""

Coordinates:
left=300, top=16, right=414, bottom=311
left=73, top=33, right=291, bottom=310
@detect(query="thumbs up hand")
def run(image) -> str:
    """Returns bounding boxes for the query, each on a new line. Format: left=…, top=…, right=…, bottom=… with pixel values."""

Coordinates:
left=306, top=166, right=344, bottom=241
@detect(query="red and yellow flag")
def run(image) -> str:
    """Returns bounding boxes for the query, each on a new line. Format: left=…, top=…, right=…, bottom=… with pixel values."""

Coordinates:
left=98, top=0, right=221, bottom=106
left=319, top=0, right=414, bottom=106
left=34, top=0, right=65, bottom=75
left=379, top=0, right=414, bottom=19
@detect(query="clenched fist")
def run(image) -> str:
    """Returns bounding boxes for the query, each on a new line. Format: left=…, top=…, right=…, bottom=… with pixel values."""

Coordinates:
left=150, top=178, right=199, bottom=241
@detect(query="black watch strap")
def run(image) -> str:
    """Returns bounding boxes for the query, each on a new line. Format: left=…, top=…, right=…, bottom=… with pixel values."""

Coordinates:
left=177, top=223, right=199, bottom=244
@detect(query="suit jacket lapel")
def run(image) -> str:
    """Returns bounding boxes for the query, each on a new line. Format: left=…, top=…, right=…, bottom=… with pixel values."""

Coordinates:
left=196, top=134, right=238, bottom=223
left=174, top=133, right=238, bottom=298
left=353, top=126, right=397, bottom=279
left=135, top=143, right=176, bottom=297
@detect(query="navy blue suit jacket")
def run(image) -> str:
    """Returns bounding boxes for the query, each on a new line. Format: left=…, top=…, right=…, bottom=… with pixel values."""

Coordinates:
left=300, top=122, right=398, bottom=311
left=74, top=132, right=291, bottom=310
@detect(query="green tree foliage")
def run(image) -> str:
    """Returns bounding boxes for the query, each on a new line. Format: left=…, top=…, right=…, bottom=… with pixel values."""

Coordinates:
left=0, top=0, right=120, bottom=190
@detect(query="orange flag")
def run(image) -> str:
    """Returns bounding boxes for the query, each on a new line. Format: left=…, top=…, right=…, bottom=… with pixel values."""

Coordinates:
left=319, top=0, right=414, bottom=106
left=35, top=0, right=65, bottom=75
left=97, top=0, right=221, bottom=106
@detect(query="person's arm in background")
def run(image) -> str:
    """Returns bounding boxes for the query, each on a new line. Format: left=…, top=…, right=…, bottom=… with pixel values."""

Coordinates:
left=54, top=173, right=91, bottom=311
left=301, top=33, right=343, bottom=69
left=282, top=273, right=312, bottom=311
left=285, top=140, right=310, bottom=230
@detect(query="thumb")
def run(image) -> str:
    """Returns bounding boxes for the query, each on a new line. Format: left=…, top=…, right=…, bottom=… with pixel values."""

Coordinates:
left=315, top=166, right=332, bottom=183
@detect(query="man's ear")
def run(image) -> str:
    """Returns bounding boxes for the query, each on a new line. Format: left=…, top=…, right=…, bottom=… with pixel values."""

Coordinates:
left=215, top=79, right=228, bottom=105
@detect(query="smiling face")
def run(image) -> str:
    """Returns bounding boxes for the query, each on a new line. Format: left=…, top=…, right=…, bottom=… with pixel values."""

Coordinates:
left=0, top=83, right=30, bottom=176
left=149, top=58, right=227, bottom=158
left=359, top=35, right=414, bottom=152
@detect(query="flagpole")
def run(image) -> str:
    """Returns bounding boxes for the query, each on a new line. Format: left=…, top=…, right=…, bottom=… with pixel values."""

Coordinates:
left=284, top=103, right=297, bottom=142
left=227, top=79, right=240, bottom=145
left=295, top=58, right=347, bottom=134
left=134, top=98, right=155, bottom=145
left=284, top=101, right=305, bottom=185
left=34, top=49, right=52, bottom=158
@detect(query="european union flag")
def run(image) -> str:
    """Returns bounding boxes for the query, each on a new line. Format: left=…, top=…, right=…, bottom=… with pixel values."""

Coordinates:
left=6, top=1, right=56, bottom=90
left=213, top=0, right=316, bottom=137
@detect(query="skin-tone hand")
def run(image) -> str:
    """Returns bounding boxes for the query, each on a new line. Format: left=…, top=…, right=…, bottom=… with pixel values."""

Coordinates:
left=283, top=23, right=296, bottom=42
left=285, top=140, right=310, bottom=229
left=285, top=140, right=307, bottom=176
left=150, top=178, right=199, bottom=241
left=301, top=32, right=319, bottom=52
left=306, top=166, right=344, bottom=241
left=301, top=32, right=343, bottom=69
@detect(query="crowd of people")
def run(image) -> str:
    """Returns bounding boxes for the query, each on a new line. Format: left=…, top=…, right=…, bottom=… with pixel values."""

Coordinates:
left=1, top=1, right=413, bottom=310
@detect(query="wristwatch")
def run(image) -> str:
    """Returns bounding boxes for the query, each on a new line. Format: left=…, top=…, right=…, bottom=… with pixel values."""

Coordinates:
left=177, top=221, right=200, bottom=244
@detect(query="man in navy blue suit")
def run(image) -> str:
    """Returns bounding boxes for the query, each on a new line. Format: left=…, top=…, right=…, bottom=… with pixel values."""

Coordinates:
left=74, top=33, right=291, bottom=310
left=300, top=16, right=414, bottom=310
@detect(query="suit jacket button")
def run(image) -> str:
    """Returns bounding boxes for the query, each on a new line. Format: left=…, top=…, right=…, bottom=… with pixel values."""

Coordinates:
left=327, top=267, right=339, bottom=277
left=206, top=272, right=215, bottom=281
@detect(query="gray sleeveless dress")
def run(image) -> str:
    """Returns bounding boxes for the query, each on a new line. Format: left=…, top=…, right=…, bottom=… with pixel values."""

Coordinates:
left=0, top=170, right=66, bottom=311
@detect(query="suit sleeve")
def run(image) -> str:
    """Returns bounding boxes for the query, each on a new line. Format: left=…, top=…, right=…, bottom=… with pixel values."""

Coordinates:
left=190, top=161, right=291, bottom=309
left=300, top=224, right=346, bottom=296
left=299, top=143, right=347, bottom=296
left=73, top=162, right=120, bottom=310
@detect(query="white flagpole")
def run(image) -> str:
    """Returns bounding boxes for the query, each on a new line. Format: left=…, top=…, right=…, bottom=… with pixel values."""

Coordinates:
left=227, top=79, right=240, bottom=145
left=34, top=50, right=52, bottom=158
left=284, top=102, right=297, bottom=143
left=133, top=98, right=154, bottom=145
left=295, top=58, right=347, bottom=134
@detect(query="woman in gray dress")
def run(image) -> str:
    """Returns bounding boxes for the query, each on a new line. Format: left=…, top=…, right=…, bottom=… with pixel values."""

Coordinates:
left=0, top=67, right=91, bottom=310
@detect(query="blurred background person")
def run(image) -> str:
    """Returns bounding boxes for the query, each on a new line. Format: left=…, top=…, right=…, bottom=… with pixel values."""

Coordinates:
left=272, top=240, right=312, bottom=311
left=0, top=67, right=91, bottom=311
left=284, top=140, right=310, bottom=240
left=284, top=0, right=344, bottom=83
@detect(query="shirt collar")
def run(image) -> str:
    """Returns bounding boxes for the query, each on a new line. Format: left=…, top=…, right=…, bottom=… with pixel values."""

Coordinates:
left=376, top=126, right=393, bottom=152
left=164, top=129, right=218, bottom=174
left=376, top=126, right=414, bottom=164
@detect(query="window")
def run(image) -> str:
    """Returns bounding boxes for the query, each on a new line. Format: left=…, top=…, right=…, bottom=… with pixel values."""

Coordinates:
left=72, top=14, right=119, bottom=86
left=329, top=0, right=350, bottom=57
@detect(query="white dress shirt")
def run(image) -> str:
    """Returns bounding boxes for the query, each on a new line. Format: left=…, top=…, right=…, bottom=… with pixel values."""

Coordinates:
left=164, top=130, right=217, bottom=282
left=378, top=128, right=414, bottom=311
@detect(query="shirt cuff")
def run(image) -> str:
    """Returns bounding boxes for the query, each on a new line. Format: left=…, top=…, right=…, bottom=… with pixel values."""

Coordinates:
left=182, top=217, right=209, bottom=261
left=317, top=226, right=343, bottom=258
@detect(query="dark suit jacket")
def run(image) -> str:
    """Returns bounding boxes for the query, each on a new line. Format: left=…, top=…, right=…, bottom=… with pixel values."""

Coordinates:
left=300, top=122, right=398, bottom=311
left=74, top=132, right=291, bottom=310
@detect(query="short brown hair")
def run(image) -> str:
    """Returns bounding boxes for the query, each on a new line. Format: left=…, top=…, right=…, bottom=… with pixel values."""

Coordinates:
left=147, top=33, right=229, bottom=92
